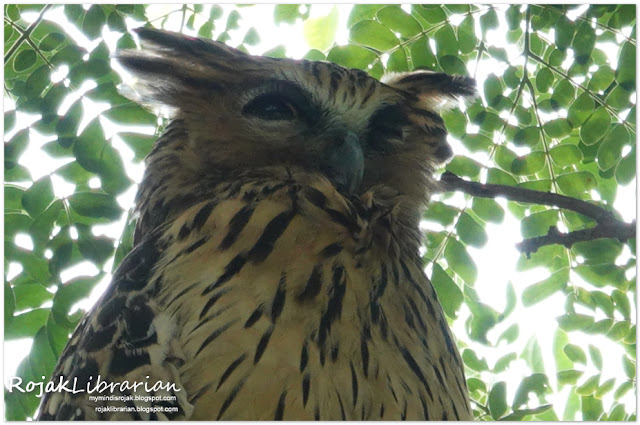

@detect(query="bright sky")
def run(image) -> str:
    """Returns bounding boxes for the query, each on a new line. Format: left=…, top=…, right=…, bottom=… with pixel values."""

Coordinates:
left=4, top=4, right=636, bottom=419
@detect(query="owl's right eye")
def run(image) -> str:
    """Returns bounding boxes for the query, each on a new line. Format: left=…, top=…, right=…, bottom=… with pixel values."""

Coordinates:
left=243, top=94, right=297, bottom=121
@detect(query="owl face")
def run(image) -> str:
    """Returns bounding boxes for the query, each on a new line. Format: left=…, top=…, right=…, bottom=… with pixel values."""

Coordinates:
left=118, top=28, right=474, bottom=204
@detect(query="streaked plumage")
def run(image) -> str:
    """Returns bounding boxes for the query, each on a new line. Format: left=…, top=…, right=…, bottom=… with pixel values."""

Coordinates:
left=38, top=27, right=475, bottom=420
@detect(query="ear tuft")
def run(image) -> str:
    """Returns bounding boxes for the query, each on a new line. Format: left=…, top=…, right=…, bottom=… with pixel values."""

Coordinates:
left=114, top=28, right=250, bottom=113
left=382, top=70, right=476, bottom=110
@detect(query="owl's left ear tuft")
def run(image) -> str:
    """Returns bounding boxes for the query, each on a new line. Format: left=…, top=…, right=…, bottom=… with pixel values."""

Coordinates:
left=382, top=71, right=476, bottom=110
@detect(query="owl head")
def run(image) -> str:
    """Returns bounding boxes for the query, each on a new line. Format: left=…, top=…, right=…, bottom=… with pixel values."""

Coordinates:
left=117, top=28, right=474, bottom=227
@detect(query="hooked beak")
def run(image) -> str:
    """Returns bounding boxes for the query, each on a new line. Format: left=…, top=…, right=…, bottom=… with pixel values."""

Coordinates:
left=322, top=131, right=364, bottom=195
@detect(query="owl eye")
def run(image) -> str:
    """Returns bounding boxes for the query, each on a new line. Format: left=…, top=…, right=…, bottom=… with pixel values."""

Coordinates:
left=243, top=94, right=297, bottom=121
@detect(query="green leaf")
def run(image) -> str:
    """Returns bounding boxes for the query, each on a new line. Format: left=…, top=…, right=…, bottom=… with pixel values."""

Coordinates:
left=226, top=10, right=240, bottom=30
left=303, top=7, right=338, bottom=51
left=445, top=155, right=481, bottom=178
left=489, top=381, right=508, bottom=419
left=462, top=349, right=489, bottom=371
left=585, top=318, right=613, bottom=334
left=614, top=381, right=633, bottom=400
left=556, top=171, right=597, bottom=196
left=52, top=274, right=103, bottom=326
left=13, top=283, right=53, bottom=310
left=376, top=6, right=422, bottom=38
left=22, top=177, right=54, bottom=218
left=555, top=15, right=575, bottom=50
left=455, top=213, right=487, bottom=248
left=536, top=68, right=554, bottom=92
left=484, top=74, right=502, bottom=106
left=5, top=128, right=30, bottom=168
left=414, top=5, right=447, bottom=24
left=243, top=28, right=260, bottom=46
left=616, top=146, right=635, bottom=185
left=572, top=21, right=596, bottom=58
left=622, top=355, right=635, bottom=379
left=118, top=132, right=156, bottom=161
left=274, top=4, right=301, bottom=24
left=522, top=269, right=568, bottom=306
left=586, top=346, right=603, bottom=374
left=82, top=5, right=106, bottom=39
left=494, top=352, right=517, bottom=373
left=597, top=124, right=629, bottom=171
left=549, top=144, right=583, bottom=167
left=511, top=151, right=546, bottom=175
left=521, top=210, right=558, bottom=239
left=512, top=373, right=550, bottom=409
left=472, top=197, right=504, bottom=223
left=5, top=308, right=49, bottom=339
left=498, top=323, right=519, bottom=344
left=433, top=24, right=458, bottom=56
left=467, top=377, right=486, bottom=395
left=444, top=238, right=477, bottom=284
left=423, top=201, right=459, bottom=226
left=576, top=374, right=600, bottom=395
left=513, top=126, right=542, bottom=147
left=14, top=49, right=37, bottom=72
left=409, top=36, right=436, bottom=69
left=557, top=313, right=594, bottom=331
left=347, top=4, right=384, bottom=27
left=589, top=65, right=615, bottom=92
left=56, top=100, right=83, bottom=138
left=557, top=369, right=584, bottom=385
left=39, top=32, right=65, bottom=52
left=573, top=239, right=622, bottom=265
left=608, top=403, right=627, bottom=420
left=574, top=264, right=624, bottom=287
left=480, top=8, right=499, bottom=35
left=103, top=104, right=156, bottom=126
left=387, top=47, right=408, bottom=72
left=327, top=44, right=376, bottom=70
left=551, top=79, right=575, bottom=108
left=465, top=293, right=501, bottom=343
left=107, top=11, right=127, bottom=32
left=5, top=282, right=16, bottom=324
left=580, top=107, right=611, bottom=145
left=198, top=21, right=214, bottom=39
left=73, top=118, right=106, bottom=172
left=590, top=291, right=614, bottom=317
left=606, top=321, right=631, bottom=341
left=461, top=133, right=492, bottom=152
left=98, top=143, right=131, bottom=196
left=543, top=119, right=572, bottom=139
left=350, top=19, right=398, bottom=51
left=68, top=192, right=122, bottom=220
left=616, top=41, right=635, bottom=89
left=581, top=395, right=603, bottom=421
left=457, top=15, right=477, bottom=54
left=431, top=264, right=463, bottom=319
left=606, top=85, right=632, bottom=109
left=439, top=55, right=468, bottom=75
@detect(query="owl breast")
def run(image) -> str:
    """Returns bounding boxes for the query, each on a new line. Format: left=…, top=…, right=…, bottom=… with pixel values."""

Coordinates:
left=152, top=170, right=472, bottom=420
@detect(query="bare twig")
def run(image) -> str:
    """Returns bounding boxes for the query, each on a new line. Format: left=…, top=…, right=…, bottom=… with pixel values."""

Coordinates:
left=4, top=5, right=52, bottom=64
left=437, top=172, right=636, bottom=254
left=516, top=223, right=636, bottom=254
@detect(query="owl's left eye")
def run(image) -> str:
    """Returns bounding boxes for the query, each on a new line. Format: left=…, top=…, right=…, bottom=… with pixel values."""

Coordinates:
left=243, top=94, right=297, bottom=121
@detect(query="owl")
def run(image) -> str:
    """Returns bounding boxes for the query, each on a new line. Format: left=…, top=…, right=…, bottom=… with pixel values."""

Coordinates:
left=37, top=27, right=475, bottom=420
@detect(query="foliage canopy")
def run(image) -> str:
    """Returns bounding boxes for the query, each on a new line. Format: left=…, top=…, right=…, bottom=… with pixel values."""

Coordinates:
left=4, top=3, right=636, bottom=420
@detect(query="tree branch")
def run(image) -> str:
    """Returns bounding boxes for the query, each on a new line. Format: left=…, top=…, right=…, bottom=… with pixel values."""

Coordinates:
left=516, top=223, right=636, bottom=255
left=437, top=172, right=636, bottom=255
